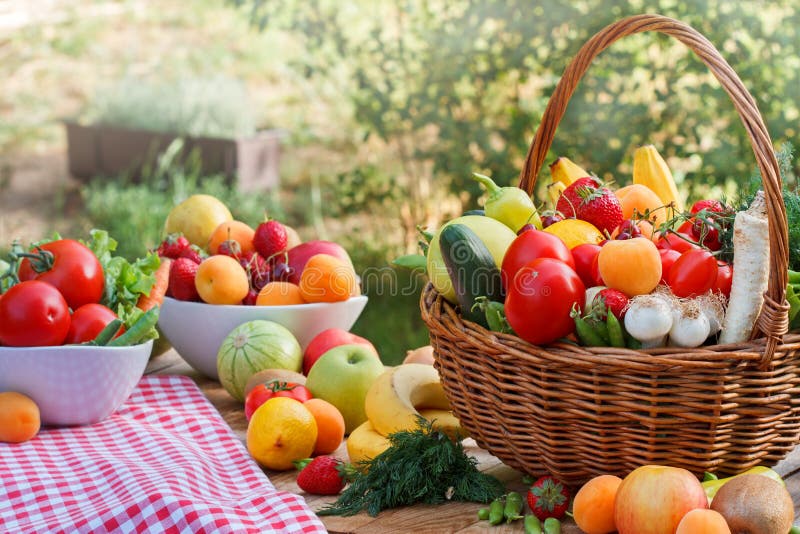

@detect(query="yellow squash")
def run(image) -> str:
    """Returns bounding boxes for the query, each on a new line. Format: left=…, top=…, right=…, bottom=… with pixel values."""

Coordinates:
left=549, top=157, right=590, bottom=187
left=633, top=145, right=684, bottom=213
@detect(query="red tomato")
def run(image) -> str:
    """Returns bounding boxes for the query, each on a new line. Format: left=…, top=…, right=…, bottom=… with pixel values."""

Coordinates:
left=505, top=258, right=585, bottom=345
left=64, top=303, right=123, bottom=344
left=18, top=239, right=104, bottom=310
left=501, top=230, right=574, bottom=289
left=667, top=249, right=718, bottom=298
left=589, top=254, right=604, bottom=286
left=655, top=232, right=698, bottom=254
left=571, top=244, right=602, bottom=288
left=0, top=280, right=71, bottom=346
left=712, top=262, right=733, bottom=298
left=658, top=249, right=682, bottom=285
left=244, top=381, right=313, bottom=421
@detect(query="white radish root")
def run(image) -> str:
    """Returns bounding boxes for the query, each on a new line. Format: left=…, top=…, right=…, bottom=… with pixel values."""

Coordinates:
left=719, top=191, right=770, bottom=344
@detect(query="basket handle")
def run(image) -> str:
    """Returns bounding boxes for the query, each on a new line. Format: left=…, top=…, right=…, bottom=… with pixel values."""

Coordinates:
left=518, top=14, right=789, bottom=366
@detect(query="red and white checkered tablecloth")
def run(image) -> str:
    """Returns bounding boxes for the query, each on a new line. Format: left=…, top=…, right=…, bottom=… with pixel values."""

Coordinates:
left=0, top=375, right=326, bottom=533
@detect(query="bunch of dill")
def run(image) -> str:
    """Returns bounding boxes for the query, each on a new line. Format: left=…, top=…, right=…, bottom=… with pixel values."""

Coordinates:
left=318, top=418, right=505, bottom=517
left=718, top=143, right=798, bottom=269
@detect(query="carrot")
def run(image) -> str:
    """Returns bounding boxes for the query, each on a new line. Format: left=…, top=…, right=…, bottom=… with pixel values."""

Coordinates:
left=719, top=191, right=770, bottom=344
left=137, top=257, right=171, bottom=312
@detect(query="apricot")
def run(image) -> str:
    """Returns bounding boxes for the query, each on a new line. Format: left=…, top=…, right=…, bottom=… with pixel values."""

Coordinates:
left=299, top=254, right=358, bottom=303
left=573, top=475, right=623, bottom=534
left=616, top=184, right=671, bottom=230
left=676, top=509, right=731, bottom=534
left=597, top=237, right=662, bottom=297
left=207, top=220, right=256, bottom=256
left=195, top=255, right=250, bottom=304
left=0, top=392, right=41, bottom=443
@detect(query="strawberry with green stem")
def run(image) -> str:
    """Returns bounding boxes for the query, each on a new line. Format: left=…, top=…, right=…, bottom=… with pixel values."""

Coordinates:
left=295, top=456, right=356, bottom=496
left=526, top=475, right=570, bottom=521
left=556, top=177, right=623, bottom=235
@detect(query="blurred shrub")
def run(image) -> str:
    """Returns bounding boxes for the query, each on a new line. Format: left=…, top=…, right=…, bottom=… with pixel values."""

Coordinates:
left=84, top=76, right=258, bottom=139
left=81, top=141, right=282, bottom=259
left=232, top=0, right=800, bottom=205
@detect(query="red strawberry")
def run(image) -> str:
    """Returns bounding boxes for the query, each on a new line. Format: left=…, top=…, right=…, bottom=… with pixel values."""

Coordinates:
left=594, top=288, right=629, bottom=320
left=294, top=456, right=352, bottom=495
left=690, top=199, right=725, bottom=215
left=526, top=475, right=570, bottom=521
left=168, top=257, right=200, bottom=301
left=556, top=177, right=622, bottom=235
left=253, top=221, right=288, bottom=260
left=178, top=245, right=205, bottom=265
left=156, top=233, right=190, bottom=259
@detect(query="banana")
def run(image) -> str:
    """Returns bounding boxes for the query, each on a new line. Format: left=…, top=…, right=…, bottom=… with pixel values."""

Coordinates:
left=546, top=180, right=566, bottom=206
left=633, top=145, right=684, bottom=213
left=549, top=156, right=589, bottom=187
left=347, top=409, right=466, bottom=467
left=347, top=420, right=391, bottom=465
left=364, top=363, right=455, bottom=437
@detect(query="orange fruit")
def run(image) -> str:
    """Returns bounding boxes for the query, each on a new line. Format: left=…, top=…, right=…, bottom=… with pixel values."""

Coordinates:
left=597, top=237, right=662, bottom=297
left=0, top=392, right=40, bottom=443
left=246, top=397, right=318, bottom=470
left=299, top=254, right=358, bottom=303
left=676, top=509, right=731, bottom=534
left=195, top=255, right=250, bottom=305
left=573, top=475, right=623, bottom=534
left=256, top=282, right=306, bottom=306
left=544, top=219, right=604, bottom=249
left=303, top=398, right=346, bottom=455
left=207, top=220, right=256, bottom=256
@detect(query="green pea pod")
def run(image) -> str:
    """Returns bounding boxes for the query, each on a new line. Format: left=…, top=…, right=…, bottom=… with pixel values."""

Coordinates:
left=473, top=297, right=514, bottom=334
left=477, top=508, right=490, bottom=521
left=702, top=471, right=719, bottom=482
left=524, top=514, right=543, bottom=534
left=591, top=320, right=611, bottom=345
left=543, top=517, right=561, bottom=534
left=87, top=319, right=125, bottom=346
left=573, top=313, right=606, bottom=347
left=504, top=491, right=524, bottom=523
left=107, top=306, right=160, bottom=347
left=606, top=310, right=625, bottom=348
left=789, top=526, right=800, bottom=534
left=472, top=173, right=542, bottom=232
left=788, top=269, right=800, bottom=285
left=488, top=497, right=505, bottom=526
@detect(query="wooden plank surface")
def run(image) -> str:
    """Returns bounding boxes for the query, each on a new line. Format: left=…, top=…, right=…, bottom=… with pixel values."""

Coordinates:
left=146, top=349, right=800, bottom=532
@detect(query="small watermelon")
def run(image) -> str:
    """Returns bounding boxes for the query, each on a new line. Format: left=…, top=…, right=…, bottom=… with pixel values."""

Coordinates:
left=217, top=320, right=303, bottom=401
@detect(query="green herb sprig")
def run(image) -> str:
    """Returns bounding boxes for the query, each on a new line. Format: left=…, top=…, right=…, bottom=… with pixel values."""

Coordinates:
left=318, top=417, right=505, bottom=517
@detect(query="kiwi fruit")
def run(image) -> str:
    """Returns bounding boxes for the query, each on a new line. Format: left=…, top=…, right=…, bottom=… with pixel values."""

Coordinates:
left=710, top=473, right=793, bottom=534
left=243, top=368, right=306, bottom=397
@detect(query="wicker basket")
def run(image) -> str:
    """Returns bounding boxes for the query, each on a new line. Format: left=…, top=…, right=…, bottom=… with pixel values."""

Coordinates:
left=420, top=14, right=800, bottom=485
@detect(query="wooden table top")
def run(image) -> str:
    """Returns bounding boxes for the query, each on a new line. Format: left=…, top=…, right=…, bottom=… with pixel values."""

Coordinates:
left=146, top=349, right=800, bottom=533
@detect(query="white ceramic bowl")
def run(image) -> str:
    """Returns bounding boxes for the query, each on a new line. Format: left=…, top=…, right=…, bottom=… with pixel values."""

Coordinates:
left=158, top=295, right=368, bottom=379
left=0, top=340, right=153, bottom=426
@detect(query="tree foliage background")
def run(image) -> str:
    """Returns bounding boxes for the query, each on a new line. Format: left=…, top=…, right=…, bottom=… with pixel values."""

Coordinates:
left=233, top=0, right=799, bottom=250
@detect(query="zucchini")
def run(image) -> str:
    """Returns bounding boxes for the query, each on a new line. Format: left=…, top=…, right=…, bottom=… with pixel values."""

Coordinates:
left=439, top=224, right=503, bottom=326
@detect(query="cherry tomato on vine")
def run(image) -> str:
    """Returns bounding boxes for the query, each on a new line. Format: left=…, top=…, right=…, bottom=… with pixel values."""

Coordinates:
left=655, top=232, right=698, bottom=255
left=658, top=249, right=682, bottom=285
left=667, top=249, right=718, bottom=298
left=712, top=262, right=733, bottom=298
left=0, top=280, right=71, bottom=346
left=18, top=239, right=104, bottom=309
left=244, top=381, right=313, bottom=421
left=571, top=244, right=602, bottom=289
left=64, top=303, right=123, bottom=344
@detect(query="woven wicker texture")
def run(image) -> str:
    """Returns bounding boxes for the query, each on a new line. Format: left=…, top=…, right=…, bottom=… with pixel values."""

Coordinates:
left=420, top=14, right=800, bottom=483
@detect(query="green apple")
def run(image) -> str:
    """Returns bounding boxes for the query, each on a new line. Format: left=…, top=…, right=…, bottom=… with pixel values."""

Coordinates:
left=305, top=343, right=386, bottom=433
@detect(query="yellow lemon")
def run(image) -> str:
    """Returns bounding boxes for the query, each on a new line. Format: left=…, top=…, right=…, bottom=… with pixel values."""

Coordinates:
left=544, top=219, right=604, bottom=249
left=246, top=397, right=317, bottom=471
left=164, top=194, right=233, bottom=248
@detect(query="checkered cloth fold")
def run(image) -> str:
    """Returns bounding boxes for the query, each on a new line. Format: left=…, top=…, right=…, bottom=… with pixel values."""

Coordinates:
left=0, top=375, right=326, bottom=533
